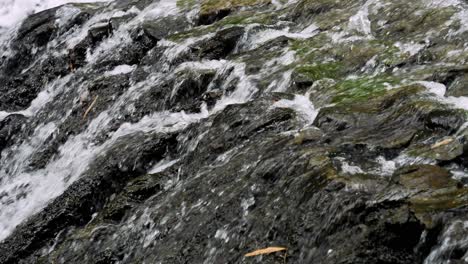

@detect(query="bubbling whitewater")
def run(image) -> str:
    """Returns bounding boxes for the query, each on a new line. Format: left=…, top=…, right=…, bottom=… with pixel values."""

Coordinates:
left=0, top=0, right=110, bottom=29
left=0, top=0, right=320, bottom=242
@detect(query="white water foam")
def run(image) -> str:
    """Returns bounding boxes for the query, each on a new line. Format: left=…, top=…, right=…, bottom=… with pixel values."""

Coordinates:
left=426, top=0, right=468, bottom=36
left=424, top=220, right=468, bottom=264
left=241, top=23, right=319, bottom=50
left=395, top=41, right=426, bottom=57
left=0, top=0, right=110, bottom=29
left=273, top=93, right=318, bottom=125
left=148, top=159, right=180, bottom=174
left=348, top=2, right=372, bottom=35
left=104, top=64, right=137, bottom=76
left=0, top=0, right=270, bottom=240
left=417, top=81, right=468, bottom=111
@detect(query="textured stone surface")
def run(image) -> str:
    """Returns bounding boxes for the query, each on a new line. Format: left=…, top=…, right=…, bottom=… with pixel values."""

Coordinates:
left=0, top=0, right=467, bottom=263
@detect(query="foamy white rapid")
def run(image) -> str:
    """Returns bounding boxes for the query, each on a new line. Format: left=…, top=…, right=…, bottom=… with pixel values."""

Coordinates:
left=0, top=0, right=109, bottom=29
left=0, top=0, right=319, bottom=242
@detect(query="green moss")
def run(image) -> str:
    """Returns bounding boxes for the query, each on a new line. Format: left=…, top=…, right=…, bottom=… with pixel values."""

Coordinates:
left=292, top=36, right=386, bottom=73
left=168, top=25, right=216, bottom=42
left=382, top=50, right=404, bottom=66
left=376, top=4, right=456, bottom=39
left=293, top=0, right=348, bottom=17
left=393, top=165, right=468, bottom=214
left=411, top=188, right=468, bottom=214
left=290, top=33, right=330, bottom=58
left=295, top=62, right=343, bottom=81
left=168, top=10, right=276, bottom=42
left=366, top=40, right=403, bottom=67
left=241, top=49, right=286, bottom=74
left=74, top=223, right=100, bottom=238
left=217, top=10, right=275, bottom=26
left=331, top=75, right=400, bottom=104
left=176, top=0, right=197, bottom=9
left=200, top=0, right=270, bottom=15
left=314, top=8, right=351, bottom=29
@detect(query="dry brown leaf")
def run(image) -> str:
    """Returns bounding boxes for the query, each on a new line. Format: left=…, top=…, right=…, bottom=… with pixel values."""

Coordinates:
left=83, top=95, right=99, bottom=119
left=431, top=138, right=454, bottom=149
left=245, top=247, right=287, bottom=257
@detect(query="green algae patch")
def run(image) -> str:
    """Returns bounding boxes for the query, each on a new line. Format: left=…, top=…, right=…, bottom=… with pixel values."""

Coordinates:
left=201, top=0, right=270, bottom=15
left=216, top=10, right=276, bottom=26
left=177, top=0, right=197, bottom=9
left=375, top=4, right=457, bottom=40
left=405, top=137, right=464, bottom=162
left=168, top=10, right=276, bottom=42
left=290, top=33, right=332, bottom=59
left=397, top=165, right=453, bottom=190
left=292, top=0, right=353, bottom=18
left=367, top=40, right=404, bottom=67
left=331, top=75, right=400, bottom=104
left=168, top=25, right=217, bottom=42
left=292, top=36, right=390, bottom=73
left=295, top=62, right=343, bottom=81
left=411, top=188, right=468, bottom=214
left=393, top=165, right=468, bottom=215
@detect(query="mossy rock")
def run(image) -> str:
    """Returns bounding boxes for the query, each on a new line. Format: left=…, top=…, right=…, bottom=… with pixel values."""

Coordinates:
left=292, top=62, right=343, bottom=90
left=215, top=9, right=276, bottom=26
left=410, top=187, right=468, bottom=215
left=315, top=84, right=423, bottom=124
left=313, top=85, right=447, bottom=148
left=177, top=0, right=198, bottom=10
left=201, top=0, right=270, bottom=14
left=406, top=137, right=464, bottom=161
left=292, top=0, right=353, bottom=19
left=168, top=10, right=276, bottom=42
left=292, top=127, right=324, bottom=145
left=373, top=3, right=456, bottom=40
left=290, top=33, right=330, bottom=57
left=101, top=196, right=134, bottom=222
left=125, top=173, right=164, bottom=201
left=292, top=37, right=382, bottom=72
left=331, top=75, right=401, bottom=104
left=394, top=165, right=454, bottom=190
left=199, top=0, right=270, bottom=24
left=393, top=165, right=468, bottom=215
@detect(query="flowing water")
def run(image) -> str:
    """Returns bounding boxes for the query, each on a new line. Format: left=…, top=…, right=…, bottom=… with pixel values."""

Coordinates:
left=0, top=0, right=468, bottom=262
left=0, top=0, right=321, bottom=242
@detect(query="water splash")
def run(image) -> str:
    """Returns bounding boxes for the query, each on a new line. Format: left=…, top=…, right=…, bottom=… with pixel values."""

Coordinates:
left=424, top=220, right=468, bottom=264
left=273, top=93, right=319, bottom=125
left=0, top=0, right=109, bottom=29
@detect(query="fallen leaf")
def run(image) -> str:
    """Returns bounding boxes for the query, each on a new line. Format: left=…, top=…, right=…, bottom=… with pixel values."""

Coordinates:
left=83, top=95, right=99, bottom=119
left=431, top=138, right=454, bottom=149
left=245, top=247, right=287, bottom=257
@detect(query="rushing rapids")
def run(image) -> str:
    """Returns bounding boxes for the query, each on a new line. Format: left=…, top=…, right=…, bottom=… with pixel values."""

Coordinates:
left=0, top=0, right=467, bottom=263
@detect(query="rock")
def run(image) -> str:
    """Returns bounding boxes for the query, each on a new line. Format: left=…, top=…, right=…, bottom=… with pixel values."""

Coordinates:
left=167, top=69, right=216, bottom=112
left=0, top=114, right=26, bottom=153
left=193, top=26, right=245, bottom=60
left=394, top=165, right=454, bottom=190
left=292, top=126, right=324, bottom=145
left=141, top=16, right=190, bottom=40
left=432, top=67, right=468, bottom=97
left=291, top=0, right=347, bottom=21
left=198, top=0, right=270, bottom=25
left=15, top=7, right=59, bottom=46
left=0, top=132, right=178, bottom=264
left=88, top=22, right=113, bottom=46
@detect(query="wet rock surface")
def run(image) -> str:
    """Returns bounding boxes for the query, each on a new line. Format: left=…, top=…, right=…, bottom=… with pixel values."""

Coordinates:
left=0, top=0, right=468, bottom=263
